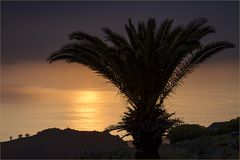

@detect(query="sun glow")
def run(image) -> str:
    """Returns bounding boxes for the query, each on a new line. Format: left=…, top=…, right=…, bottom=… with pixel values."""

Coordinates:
left=75, top=91, right=99, bottom=104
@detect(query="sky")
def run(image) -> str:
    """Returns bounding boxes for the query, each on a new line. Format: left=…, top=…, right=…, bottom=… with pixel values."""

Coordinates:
left=1, top=1, right=239, bottom=141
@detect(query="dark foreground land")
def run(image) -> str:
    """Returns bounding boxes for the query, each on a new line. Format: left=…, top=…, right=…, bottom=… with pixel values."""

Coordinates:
left=1, top=128, right=134, bottom=159
left=1, top=126, right=239, bottom=159
left=159, top=134, right=239, bottom=159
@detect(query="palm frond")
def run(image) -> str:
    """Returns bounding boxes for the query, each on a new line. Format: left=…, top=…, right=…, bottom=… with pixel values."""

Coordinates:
left=163, top=41, right=235, bottom=98
left=101, top=27, right=130, bottom=48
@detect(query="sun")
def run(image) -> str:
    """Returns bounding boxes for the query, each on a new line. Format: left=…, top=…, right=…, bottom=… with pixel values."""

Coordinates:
left=76, top=91, right=99, bottom=104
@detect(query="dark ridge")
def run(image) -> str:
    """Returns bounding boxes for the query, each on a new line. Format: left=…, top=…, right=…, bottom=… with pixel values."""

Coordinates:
left=1, top=128, right=132, bottom=159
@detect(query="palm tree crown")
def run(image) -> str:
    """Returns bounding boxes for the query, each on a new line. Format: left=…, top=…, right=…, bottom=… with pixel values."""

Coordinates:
left=48, top=18, right=233, bottom=108
left=48, top=18, right=234, bottom=158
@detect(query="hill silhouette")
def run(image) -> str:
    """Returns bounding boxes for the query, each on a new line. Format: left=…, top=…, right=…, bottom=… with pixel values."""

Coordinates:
left=2, top=118, right=238, bottom=159
left=1, top=128, right=133, bottom=159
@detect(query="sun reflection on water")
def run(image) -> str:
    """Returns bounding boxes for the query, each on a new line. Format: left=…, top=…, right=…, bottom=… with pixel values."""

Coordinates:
left=72, top=91, right=107, bottom=131
left=75, top=91, right=99, bottom=104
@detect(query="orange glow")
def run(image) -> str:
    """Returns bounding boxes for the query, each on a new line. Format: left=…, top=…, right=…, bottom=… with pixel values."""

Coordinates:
left=75, top=91, right=99, bottom=104
left=1, top=61, right=238, bottom=141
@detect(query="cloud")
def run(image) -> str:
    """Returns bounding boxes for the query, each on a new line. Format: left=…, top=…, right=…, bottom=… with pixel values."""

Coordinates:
left=1, top=1, right=239, bottom=64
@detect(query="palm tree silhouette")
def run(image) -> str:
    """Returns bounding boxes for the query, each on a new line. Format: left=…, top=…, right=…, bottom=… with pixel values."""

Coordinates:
left=18, top=134, right=22, bottom=139
left=48, top=18, right=234, bottom=159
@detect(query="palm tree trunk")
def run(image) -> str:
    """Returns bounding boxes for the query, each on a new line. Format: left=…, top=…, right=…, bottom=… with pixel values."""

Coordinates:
left=133, top=132, right=162, bottom=159
left=135, top=147, right=160, bottom=159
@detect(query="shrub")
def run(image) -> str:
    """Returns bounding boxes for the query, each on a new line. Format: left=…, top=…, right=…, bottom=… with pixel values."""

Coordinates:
left=168, top=124, right=207, bottom=143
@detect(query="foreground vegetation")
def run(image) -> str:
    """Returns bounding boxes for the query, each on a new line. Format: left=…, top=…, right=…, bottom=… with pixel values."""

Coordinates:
left=76, top=134, right=239, bottom=159
left=81, top=117, right=240, bottom=159
left=159, top=134, right=239, bottom=159
left=168, top=117, right=239, bottom=143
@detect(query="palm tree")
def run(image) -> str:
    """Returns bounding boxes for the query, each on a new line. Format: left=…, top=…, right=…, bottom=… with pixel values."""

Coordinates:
left=25, top=133, right=30, bottom=138
left=47, top=18, right=234, bottom=159
left=18, top=134, right=22, bottom=139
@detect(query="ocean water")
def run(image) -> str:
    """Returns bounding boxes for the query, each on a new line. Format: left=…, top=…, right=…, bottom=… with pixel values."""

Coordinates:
left=1, top=87, right=239, bottom=142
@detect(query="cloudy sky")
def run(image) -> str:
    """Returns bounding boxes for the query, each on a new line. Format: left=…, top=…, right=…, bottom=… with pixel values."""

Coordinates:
left=1, top=1, right=239, bottom=141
